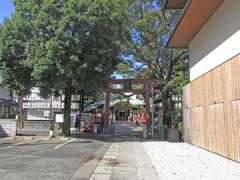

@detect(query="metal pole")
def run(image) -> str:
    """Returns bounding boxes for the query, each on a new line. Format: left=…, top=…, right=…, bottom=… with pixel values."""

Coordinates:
left=49, top=94, right=54, bottom=139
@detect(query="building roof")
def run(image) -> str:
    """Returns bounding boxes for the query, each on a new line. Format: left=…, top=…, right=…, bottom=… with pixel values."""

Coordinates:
left=0, top=98, right=17, bottom=105
left=84, top=95, right=144, bottom=112
left=165, top=0, right=225, bottom=48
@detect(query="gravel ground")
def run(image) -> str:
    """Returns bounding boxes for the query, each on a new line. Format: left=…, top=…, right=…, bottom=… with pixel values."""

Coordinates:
left=143, top=142, right=240, bottom=180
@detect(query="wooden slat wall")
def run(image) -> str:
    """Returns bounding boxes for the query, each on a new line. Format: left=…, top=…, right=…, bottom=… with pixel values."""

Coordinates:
left=183, top=85, right=192, bottom=143
left=183, top=54, right=240, bottom=162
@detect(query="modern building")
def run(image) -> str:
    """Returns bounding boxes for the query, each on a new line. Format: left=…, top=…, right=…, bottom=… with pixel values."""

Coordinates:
left=165, top=0, right=240, bottom=161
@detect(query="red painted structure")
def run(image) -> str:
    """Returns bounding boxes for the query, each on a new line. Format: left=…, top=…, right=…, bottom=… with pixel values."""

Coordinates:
left=103, top=79, right=161, bottom=126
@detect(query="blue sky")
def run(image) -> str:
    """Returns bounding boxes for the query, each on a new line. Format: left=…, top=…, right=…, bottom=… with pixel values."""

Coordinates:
left=0, top=0, right=15, bottom=24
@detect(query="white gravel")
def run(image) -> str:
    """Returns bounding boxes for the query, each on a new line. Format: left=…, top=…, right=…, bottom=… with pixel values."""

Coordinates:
left=143, top=142, right=240, bottom=180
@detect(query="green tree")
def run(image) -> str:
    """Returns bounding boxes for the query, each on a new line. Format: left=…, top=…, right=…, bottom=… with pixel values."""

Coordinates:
left=0, top=18, right=34, bottom=95
left=0, top=0, right=131, bottom=136
left=125, top=0, right=189, bottom=127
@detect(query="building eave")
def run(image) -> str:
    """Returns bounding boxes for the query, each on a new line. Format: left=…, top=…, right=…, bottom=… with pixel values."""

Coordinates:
left=164, top=0, right=187, bottom=9
left=166, top=0, right=225, bottom=48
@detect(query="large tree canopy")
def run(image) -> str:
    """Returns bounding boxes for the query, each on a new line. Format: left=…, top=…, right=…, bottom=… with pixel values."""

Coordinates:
left=0, top=15, right=34, bottom=94
left=0, top=0, right=131, bottom=135
left=115, top=0, right=189, bottom=127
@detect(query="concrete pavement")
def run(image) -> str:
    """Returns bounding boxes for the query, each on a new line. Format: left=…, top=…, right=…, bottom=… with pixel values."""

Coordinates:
left=0, top=121, right=158, bottom=180
left=0, top=136, right=110, bottom=180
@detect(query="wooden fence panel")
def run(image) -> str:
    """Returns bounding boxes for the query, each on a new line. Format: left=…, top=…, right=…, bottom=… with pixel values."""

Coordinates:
left=187, top=54, right=240, bottom=162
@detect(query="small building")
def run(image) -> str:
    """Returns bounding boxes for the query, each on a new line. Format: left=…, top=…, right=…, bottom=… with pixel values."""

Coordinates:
left=85, top=95, right=144, bottom=122
left=165, top=0, right=240, bottom=161
left=21, top=87, right=81, bottom=129
left=0, top=86, right=18, bottom=137
left=0, top=87, right=18, bottom=119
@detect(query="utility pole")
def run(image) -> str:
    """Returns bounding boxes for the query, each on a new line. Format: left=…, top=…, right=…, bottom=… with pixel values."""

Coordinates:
left=49, top=94, right=54, bottom=139
left=78, top=90, right=85, bottom=113
left=159, top=102, right=164, bottom=140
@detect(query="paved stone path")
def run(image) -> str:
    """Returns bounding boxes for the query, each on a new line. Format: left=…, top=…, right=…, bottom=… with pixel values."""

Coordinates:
left=90, top=121, right=158, bottom=180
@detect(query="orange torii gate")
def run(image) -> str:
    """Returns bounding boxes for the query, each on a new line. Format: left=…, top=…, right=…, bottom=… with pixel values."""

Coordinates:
left=103, top=79, right=161, bottom=126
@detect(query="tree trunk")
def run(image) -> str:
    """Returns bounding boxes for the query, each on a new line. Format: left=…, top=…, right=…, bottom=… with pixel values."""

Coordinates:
left=63, top=87, right=72, bottom=136
left=169, top=97, right=175, bottom=128
left=19, top=96, right=24, bottom=128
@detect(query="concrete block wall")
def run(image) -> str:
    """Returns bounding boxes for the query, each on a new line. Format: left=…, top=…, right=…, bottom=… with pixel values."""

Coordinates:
left=0, top=119, right=17, bottom=137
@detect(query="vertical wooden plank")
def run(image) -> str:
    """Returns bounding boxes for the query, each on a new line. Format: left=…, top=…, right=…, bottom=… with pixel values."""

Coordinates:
left=200, top=107, right=205, bottom=147
left=204, top=72, right=214, bottom=105
left=237, top=100, right=240, bottom=161
left=191, top=107, right=196, bottom=145
left=191, top=107, right=204, bottom=147
left=223, top=60, right=234, bottom=159
left=231, top=100, right=240, bottom=161
left=215, top=103, right=219, bottom=154
left=183, top=84, right=191, bottom=109
left=237, top=56, right=240, bottom=98
left=198, top=77, right=204, bottom=107
left=190, top=81, right=196, bottom=108
left=203, top=72, right=213, bottom=149
left=221, top=103, right=227, bottom=157
left=207, top=104, right=216, bottom=152
left=198, top=107, right=202, bottom=147
left=183, top=84, right=192, bottom=144
left=215, top=103, right=226, bottom=156
left=183, top=109, right=191, bottom=143
left=191, top=77, right=204, bottom=108
left=231, top=56, right=240, bottom=100
left=212, top=66, right=224, bottom=103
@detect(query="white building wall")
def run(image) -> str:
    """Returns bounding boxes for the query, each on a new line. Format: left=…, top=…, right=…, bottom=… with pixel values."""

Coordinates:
left=189, top=0, right=240, bottom=81
left=0, top=87, right=11, bottom=100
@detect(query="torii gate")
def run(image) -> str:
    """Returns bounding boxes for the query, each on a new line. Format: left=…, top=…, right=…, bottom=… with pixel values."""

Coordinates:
left=103, top=79, right=161, bottom=126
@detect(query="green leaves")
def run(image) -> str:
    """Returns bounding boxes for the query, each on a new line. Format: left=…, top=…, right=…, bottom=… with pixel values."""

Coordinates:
left=0, top=0, right=130, bottom=96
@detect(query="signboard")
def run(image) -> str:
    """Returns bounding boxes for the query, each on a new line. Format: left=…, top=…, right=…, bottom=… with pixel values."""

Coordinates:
left=55, top=113, right=64, bottom=123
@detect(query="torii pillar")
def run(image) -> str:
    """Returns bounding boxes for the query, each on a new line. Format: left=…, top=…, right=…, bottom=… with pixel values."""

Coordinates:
left=103, top=91, right=110, bottom=127
left=144, top=84, right=150, bottom=113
